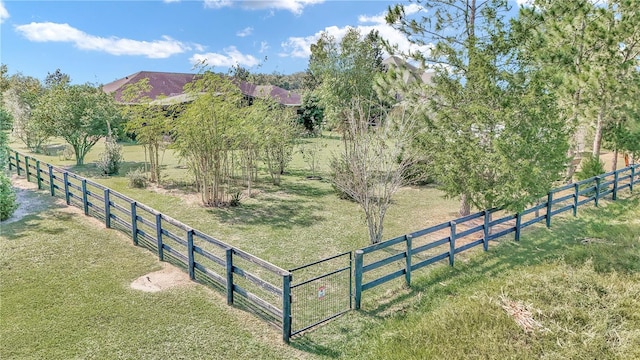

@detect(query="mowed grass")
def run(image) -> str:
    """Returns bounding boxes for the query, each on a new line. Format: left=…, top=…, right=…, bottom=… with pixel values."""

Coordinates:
left=293, top=195, right=640, bottom=359
left=0, top=192, right=314, bottom=360
left=8, top=136, right=461, bottom=268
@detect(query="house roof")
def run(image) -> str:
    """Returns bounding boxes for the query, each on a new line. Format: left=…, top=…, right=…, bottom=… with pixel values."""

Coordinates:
left=103, top=71, right=301, bottom=106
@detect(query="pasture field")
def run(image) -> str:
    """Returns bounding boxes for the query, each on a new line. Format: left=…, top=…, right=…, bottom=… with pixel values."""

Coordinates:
left=7, top=135, right=463, bottom=268
left=2, top=176, right=638, bottom=359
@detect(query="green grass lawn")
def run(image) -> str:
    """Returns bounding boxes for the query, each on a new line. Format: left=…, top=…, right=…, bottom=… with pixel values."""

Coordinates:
left=294, top=195, right=640, bottom=359
left=2, top=184, right=638, bottom=359
left=8, top=135, right=461, bottom=268
left=0, top=191, right=313, bottom=360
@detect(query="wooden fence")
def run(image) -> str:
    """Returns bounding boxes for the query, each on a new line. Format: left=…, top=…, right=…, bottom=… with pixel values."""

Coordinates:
left=353, top=164, right=639, bottom=309
left=7, top=150, right=639, bottom=340
left=7, top=151, right=293, bottom=343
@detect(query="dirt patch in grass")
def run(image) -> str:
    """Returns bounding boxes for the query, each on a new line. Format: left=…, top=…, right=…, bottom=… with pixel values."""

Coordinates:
left=130, top=263, right=194, bottom=292
left=2, top=175, right=52, bottom=224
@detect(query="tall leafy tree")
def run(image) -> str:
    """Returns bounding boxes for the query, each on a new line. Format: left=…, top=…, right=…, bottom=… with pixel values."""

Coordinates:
left=2, top=72, right=47, bottom=153
left=309, top=28, right=386, bottom=137
left=34, top=83, right=122, bottom=165
left=388, top=0, right=570, bottom=215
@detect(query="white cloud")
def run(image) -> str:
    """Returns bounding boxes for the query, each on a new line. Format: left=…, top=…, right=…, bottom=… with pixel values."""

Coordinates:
left=190, top=46, right=259, bottom=68
left=259, top=41, right=269, bottom=53
left=237, top=26, right=253, bottom=37
left=280, top=8, right=432, bottom=59
left=204, top=0, right=323, bottom=14
left=15, top=22, right=192, bottom=58
left=0, top=0, right=9, bottom=24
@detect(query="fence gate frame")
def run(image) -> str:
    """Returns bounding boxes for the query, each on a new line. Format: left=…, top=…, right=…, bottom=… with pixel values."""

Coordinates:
left=288, top=251, right=352, bottom=338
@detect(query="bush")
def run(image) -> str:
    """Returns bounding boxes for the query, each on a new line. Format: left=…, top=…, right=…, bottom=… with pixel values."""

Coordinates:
left=97, top=139, right=123, bottom=175
left=575, top=155, right=607, bottom=196
left=127, top=168, right=148, bottom=188
left=0, top=173, right=17, bottom=221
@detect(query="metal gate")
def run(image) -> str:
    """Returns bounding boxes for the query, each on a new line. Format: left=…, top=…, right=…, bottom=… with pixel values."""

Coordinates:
left=289, top=251, right=352, bottom=336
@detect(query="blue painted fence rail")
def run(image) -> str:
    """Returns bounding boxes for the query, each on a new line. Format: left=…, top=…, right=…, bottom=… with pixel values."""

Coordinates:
left=353, top=163, right=639, bottom=309
left=7, top=151, right=294, bottom=343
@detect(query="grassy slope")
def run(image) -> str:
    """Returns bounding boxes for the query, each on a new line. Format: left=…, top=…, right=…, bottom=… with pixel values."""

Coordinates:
left=0, top=193, right=313, bottom=360
left=295, top=195, right=640, bottom=359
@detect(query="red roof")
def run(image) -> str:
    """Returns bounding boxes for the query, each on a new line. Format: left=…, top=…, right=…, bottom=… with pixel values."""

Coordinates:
left=103, top=71, right=301, bottom=106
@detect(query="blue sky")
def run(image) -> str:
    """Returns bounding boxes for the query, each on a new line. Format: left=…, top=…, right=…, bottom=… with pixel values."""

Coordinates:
left=0, top=0, right=525, bottom=85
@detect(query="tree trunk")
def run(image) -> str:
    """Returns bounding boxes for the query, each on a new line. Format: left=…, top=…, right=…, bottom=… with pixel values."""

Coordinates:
left=459, top=194, right=471, bottom=217
left=592, top=107, right=604, bottom=158
left=612, top=148, right=618, bottom=172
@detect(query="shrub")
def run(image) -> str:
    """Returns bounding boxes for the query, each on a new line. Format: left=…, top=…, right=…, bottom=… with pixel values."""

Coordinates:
left=127, top=168, right=148, bottom=188
left=97, top=139, right=123, bottom=175
left=575, top=155, right=607, bottom=196
left=0, top=173, right=17, bottom=221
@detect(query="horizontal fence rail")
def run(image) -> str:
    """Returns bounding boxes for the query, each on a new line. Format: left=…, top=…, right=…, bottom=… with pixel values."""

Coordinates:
left=7, top=150, right=640, bottom=341
left=353, top=163, right=639, bottom=309
left=7, top=151, right=294, bottom=343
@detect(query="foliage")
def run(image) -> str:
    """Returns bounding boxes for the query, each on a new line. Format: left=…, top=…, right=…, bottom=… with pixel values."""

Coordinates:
left=58, top=145, right=75, bottom=161
left=575, top=155, right=606, bottom=182
left=96, top=136, right=123, bottom=175
left=297, top=91, right=324, bottom=134
left=2, top=74, right=48, bottom=153
left=0, top=106, right=12, bottom=171
left=121, top=77, right=171, bottom=183
left=33, top=82, right=122, bottom=165
left=299, top=141, right=326, bottom=179
left=388, top=0, right=570, bottom=215
left=174, top=71, right=244, bottom=206
left=0, top=173, right=17, bottom=221
left=309, top=28, right=386, bottom=134
left=126, top=167, right=148, bottom=188
left=331, top=101, right=420, bottom=244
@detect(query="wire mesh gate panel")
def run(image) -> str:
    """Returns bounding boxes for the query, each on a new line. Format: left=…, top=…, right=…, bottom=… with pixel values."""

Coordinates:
left=289, top=252, right=352, bottom=336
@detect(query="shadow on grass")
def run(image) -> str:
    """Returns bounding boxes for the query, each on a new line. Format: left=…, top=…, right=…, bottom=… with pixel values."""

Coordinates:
left=1, top=208, right=73, bottom=240
left=68, top=161, right=148, bottom=178
left=209, top=195, right=325, bottom=229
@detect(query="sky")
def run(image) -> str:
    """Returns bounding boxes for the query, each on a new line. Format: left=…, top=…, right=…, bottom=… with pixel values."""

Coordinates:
left=0, top=0, right=526, bottom=86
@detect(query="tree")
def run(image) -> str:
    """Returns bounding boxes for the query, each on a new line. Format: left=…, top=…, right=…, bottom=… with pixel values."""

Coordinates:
left=309, top=28, right=386, bottom=136
left=297, top=91, right=324, bottom=134
left=256, top=99, right=299, bottom=185
left=34, top=83, right=122, bottom=165
left=2, top=73, right=48, bottom=153
left=0, top=104, right=17, bottom=221
left=174, top=71, right=244, bottom=206
left=516, top=0, right=640, bottom=176
left=44, top=68, right=71, bottom=88
left=331, top=100, right=421, bottom=244
left=121, top=78, right=171, bottom=183
left=388, top=0, right=570, bottom=215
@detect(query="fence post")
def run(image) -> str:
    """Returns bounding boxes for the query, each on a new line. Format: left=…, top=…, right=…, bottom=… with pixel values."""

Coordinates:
left=15, top=152, right=20, bottom=176
left=631, top=166, right=635, bottom=192
left=282, top=273, right=292, bottom=344
left=483, top=210, right=490, bottom=251
left=187, top=229, right=195, bottom=280
left=613, top=171, right=619, bottom=201
left=48, top=165, right=55, bottom=196
left=573, top=183, right=579, bottom=217
left=546, top=191, right=553, bottom=228
left=594, top=176, right=601, bottom=207
left=81, top=179, right=88, bottom=215
left=449, top=221, right=456, bottom=266
left=7, top=152, right=12, bottom=171
left=35, top=160, right=42, bottom=190
left=131, top=202, right=138, bottom=245
left=156, top=213, right=163, bottom=261
left=226, top=248, right=234, bottom=305
left=405, top=235, right=413, bottom=286
left=63, top=172, right=70, bottom=205
left=104, top=189, right=111, bottom=228
left=354, top=250, right=364, bottom=310
left=515, top=212, right=522, bottom=241
left=25, top=157, right=30, bottom=182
